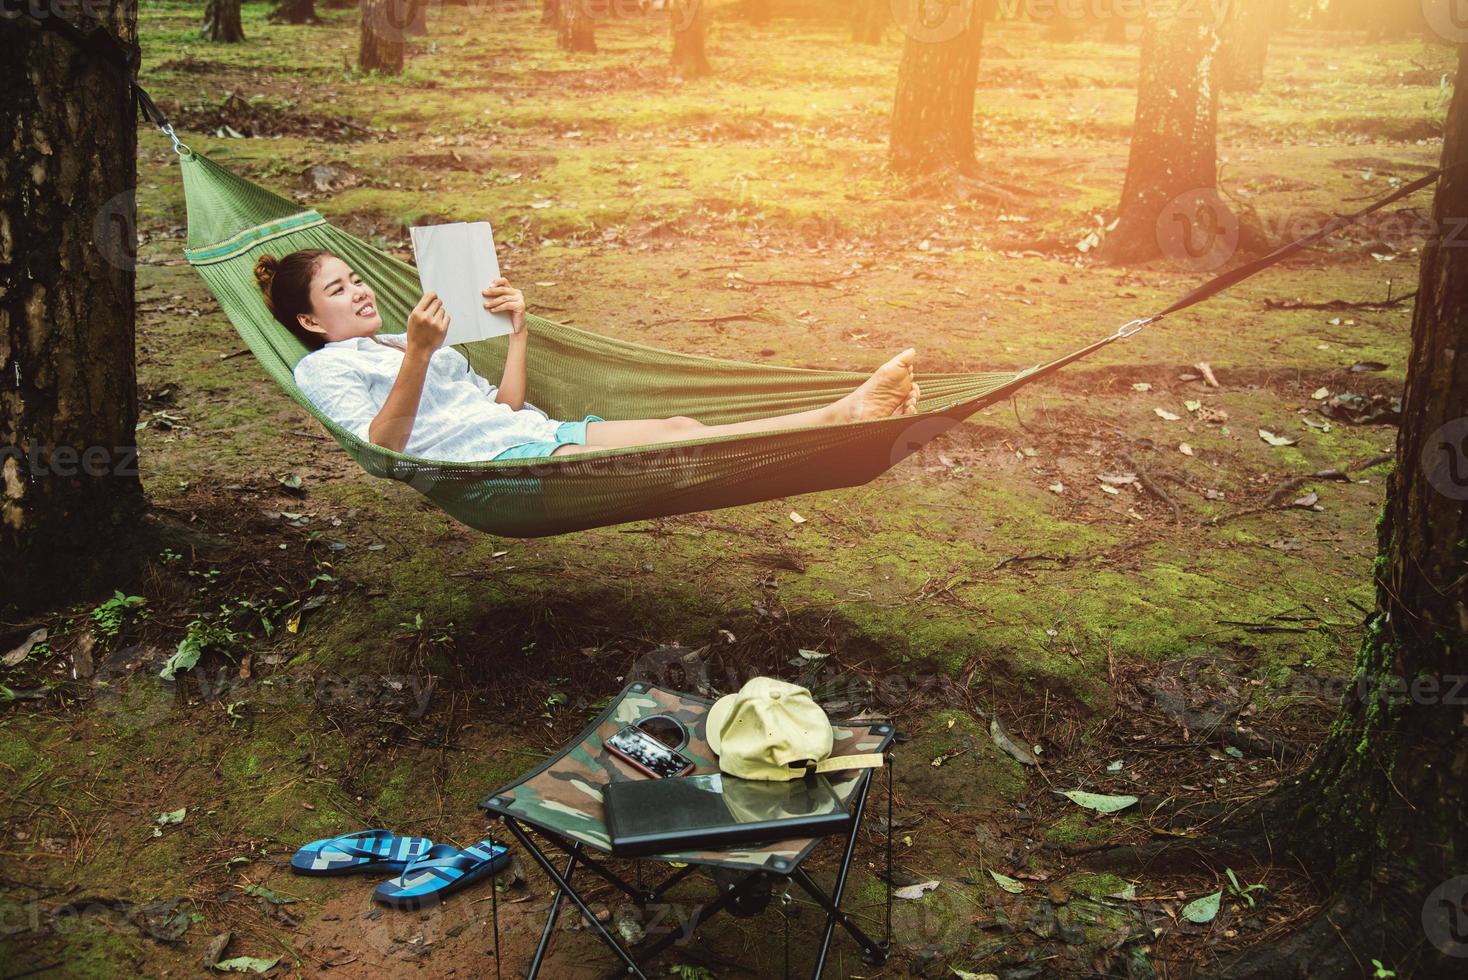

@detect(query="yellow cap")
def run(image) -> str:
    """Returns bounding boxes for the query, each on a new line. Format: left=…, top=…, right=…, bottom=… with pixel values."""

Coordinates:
left=706, top=677, right=835, bottom=781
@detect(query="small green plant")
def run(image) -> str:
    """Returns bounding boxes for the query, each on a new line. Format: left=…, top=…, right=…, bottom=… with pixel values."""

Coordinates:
left=158, top=548, right=182, bottom=564
left=91, top=591, right=146, bottom=641
left=397, top=612, right=454, bottom=647
left=1225, top=868, right=1268, bottom=908
left=224, top=700, right=249, bottom=726
left=670, top=966, right=715, bottom=980
left=1371, top=959, right=1396, bottom=979
left=159, top=618, right=240, bottom=681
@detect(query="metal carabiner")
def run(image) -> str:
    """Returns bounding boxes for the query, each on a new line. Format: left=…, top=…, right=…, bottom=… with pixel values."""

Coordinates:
left=159, top=122, right=191, bottom=157
left=1114, top=316, right=1157, bottom=340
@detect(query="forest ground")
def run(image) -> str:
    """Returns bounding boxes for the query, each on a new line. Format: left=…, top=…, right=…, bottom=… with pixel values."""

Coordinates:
left=0, top=3, right=1454, bottom=977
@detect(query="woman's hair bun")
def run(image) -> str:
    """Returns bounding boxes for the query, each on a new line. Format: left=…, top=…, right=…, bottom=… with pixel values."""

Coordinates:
left=254, top=254, right=280, bottom=306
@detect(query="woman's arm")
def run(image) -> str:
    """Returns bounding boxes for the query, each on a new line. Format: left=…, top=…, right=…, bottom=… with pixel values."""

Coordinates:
left=483, top=278, right=529, bottom=411
left=369, top=292, right=449, bottom=453
left=368, top=348, right=433, bottom=453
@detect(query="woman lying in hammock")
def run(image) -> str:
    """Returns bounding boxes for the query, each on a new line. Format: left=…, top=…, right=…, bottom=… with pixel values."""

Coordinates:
left=255, top=250, right=921, bottom=463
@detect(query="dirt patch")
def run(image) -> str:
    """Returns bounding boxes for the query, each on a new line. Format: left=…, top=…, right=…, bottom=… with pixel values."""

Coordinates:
left=170, top=93, right=374, bottom=142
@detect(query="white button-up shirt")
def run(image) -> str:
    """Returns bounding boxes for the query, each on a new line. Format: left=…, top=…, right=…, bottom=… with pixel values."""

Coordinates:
left=293, top=335, right=563, bottom=461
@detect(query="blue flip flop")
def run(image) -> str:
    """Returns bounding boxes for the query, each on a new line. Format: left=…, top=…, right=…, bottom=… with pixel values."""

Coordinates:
left=373, top=839, right=511, bottom=910
left=290, top=829, right=435, bottom=877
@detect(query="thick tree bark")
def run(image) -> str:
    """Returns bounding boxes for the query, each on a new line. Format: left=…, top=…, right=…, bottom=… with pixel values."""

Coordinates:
left=558, top=0, right=597, bottom=52
left=1217, top=0, right=1273, bottom=92
left=267, top=0, right=321, bottom=25
left=851, top=0, right=885, bottom=44
left=202, top=0, right=245, bottom=42
left=359, top=0, right=410, bottom=73
left=1099, top=11, right=1229, bottom=266
left=889, top=0, right=986, bottom=177
left=1217, top=43, right=1468, bottom=980
left=1, top=3, right=146, bottom=609
left=669, top=0, right=710, bottom=77
left=542, top=0, right=558, bottom=26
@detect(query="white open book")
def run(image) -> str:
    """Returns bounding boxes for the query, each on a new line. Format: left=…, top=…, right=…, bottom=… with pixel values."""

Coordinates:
left=408, top=221, right=514, bottom=346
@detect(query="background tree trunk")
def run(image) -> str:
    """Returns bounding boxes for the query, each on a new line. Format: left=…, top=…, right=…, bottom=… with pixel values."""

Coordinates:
left=742, top=0, right=769, bottom=26
left=267, top=0, right=320, bottom=24
left=202, top=0, right=245, bottom=42
left=542, top=0, right=558, bottom=26
left=1219, top=42, right=1468, bottom=980
left=850, top=0, right=884, bottom=44
left=1099, top=11, right=1227, bottom=265
left=1217, top=0, right=1274, bottom=92
left=359, top=0, right=409, bottom=73
left=558, top=0, right=597, bottom=52
left=1, top=2, right=146, bottom=610
left=669, top=0, right=710, bottom=78
left=889, top=0, right=985, bottom=177
left=406, top=0, right=429, bottom=37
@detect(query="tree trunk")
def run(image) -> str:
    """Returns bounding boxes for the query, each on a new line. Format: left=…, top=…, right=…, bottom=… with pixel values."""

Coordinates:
left=359, top=0, right=410, bottom=73
left=669, top=0, right=710, bottom=78
left=558, top=0, right=597, bottom=52
left=851, top=0, right=884, bottom=44
left=1099, top=11, right=1229, bottom=266
left=1217, top=42, right=1468, bottom=980
left=743, top=0, right=770, bottom=25
left=267, top=0, right=320, bottom=25
left=542, top=0, right=557, bottom=26
left=406, top=0, right=428, bottom=37
left=1217, top=0, right=1273, bottom=92
left=202, top=0, right=245, bottom=42
left=888, top=0, right=986, bottom=177
left=1, top=2, right=146, bottom=610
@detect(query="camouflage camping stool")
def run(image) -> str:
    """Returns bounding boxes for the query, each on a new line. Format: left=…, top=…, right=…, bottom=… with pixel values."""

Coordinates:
left=479, top=681, right=897, bottom=979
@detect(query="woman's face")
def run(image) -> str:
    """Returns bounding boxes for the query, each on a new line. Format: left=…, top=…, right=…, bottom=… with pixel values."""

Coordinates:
left=297, top=255, right=383, bottom=342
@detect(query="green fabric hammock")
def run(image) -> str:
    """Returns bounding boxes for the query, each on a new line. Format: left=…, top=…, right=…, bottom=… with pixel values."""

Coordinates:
left=180, top=150, right=1123, bottom=537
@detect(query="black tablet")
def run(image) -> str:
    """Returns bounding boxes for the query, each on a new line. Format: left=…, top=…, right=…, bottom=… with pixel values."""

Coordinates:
left=604, top=773, right=852, bottom=858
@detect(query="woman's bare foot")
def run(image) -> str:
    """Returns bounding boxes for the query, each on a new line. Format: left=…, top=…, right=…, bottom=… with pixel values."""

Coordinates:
left=829, top=349, right=917, bottom=422
left=903, top=381, right=921, bottom=415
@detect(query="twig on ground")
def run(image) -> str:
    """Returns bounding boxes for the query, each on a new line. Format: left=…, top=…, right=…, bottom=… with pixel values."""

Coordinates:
left=738, top=276, right=844, bottom=288
left=1263, top=291, right=1417, bottom=312
left=1122, top=452, right=1181, bottom=523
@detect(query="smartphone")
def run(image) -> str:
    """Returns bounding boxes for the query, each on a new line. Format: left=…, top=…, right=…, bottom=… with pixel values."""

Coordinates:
left=605, top=725, right=695, bottom=779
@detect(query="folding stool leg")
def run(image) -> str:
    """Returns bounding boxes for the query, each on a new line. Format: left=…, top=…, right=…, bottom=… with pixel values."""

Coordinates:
left=504, top=821, right=651, bottom=980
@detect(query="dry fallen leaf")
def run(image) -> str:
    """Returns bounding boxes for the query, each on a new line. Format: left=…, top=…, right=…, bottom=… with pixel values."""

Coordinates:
left=1155, top=408, right=1182, bottom=422
left=1179, top=443, right=1195, bottom=456
left=788, top=511, right=807, bottom=525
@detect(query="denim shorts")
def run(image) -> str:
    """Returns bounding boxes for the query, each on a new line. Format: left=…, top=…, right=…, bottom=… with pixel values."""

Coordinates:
left=492, top=415, right=604, bottom=461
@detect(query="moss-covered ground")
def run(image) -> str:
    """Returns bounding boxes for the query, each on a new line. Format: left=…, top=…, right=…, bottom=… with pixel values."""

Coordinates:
left=1, top=3, right=1450, bottom=976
